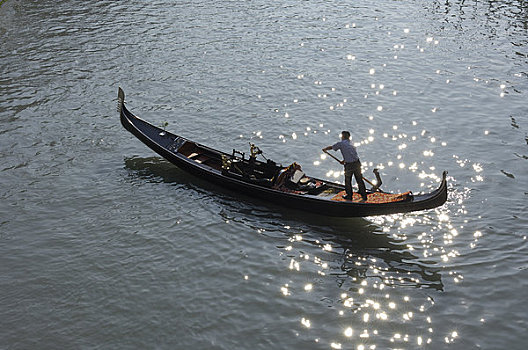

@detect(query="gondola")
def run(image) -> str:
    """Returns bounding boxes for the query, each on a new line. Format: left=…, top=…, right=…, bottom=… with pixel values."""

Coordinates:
left=118, top=88, right=447, bottom=217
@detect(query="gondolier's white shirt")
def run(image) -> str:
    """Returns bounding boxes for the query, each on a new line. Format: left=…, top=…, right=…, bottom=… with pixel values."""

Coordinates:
left=332, top=139, right=360, bottom=163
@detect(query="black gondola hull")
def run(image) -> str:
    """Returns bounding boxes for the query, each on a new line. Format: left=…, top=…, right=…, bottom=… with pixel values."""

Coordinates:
left=118, top=88, right=448, bottom=217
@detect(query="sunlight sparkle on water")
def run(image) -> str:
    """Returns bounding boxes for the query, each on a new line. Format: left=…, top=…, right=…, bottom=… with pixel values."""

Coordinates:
left=344, top=327, right=353, bottom=337
left=344, top=298, right=354, bottom=307
left=289, top=259, right=300, bottom=271
left=438, top=213, right=450, bottom=222
left=281, top=285, right=290, bottom=296
left=377, top=312, right=388, bottom=320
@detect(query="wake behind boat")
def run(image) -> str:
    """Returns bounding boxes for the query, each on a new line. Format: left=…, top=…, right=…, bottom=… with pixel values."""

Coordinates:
left=118, top=88, right=447, bottom=217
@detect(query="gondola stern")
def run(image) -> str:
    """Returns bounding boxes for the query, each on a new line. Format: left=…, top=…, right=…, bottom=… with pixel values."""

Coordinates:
left=440, top=170, right=448, bottom=199
left=440, top=169, right=448, bottom=202
left=423, top=170, right=448, bottom=210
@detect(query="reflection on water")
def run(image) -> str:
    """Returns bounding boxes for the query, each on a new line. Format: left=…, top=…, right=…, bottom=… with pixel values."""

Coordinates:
left=124, top=156, right=188, bottom=185
left=428, top=0, right=528, bottom=35
left=125, top=155, right=451, bottom=348
left=124, top=157, right=444, bottom=291
left=271, top=219, right=448, bottom=348
left=338, top=244, right=443, bottom=291
left=273, top=211, right=462, bottom=349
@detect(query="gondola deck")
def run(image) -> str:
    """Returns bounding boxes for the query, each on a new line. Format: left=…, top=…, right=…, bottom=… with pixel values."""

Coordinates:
left=118, top=88, right=448, bottom=217
left=330, top=191, right=413, bottom=203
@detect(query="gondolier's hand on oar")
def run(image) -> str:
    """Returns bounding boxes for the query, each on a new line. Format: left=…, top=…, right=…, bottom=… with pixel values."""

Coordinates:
left=322, top=147, right=344, bottom=165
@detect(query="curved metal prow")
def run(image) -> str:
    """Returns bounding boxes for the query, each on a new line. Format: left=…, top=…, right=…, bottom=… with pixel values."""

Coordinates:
left=117, top=87, right=125, bottom=113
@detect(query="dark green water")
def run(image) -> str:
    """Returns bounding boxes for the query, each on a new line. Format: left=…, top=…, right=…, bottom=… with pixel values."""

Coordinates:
left=1, top=0, right=527, bottom=349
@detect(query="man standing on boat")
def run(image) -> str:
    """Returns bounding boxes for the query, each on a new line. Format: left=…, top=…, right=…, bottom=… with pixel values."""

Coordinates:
left=323, top=131, right=368, bottom=201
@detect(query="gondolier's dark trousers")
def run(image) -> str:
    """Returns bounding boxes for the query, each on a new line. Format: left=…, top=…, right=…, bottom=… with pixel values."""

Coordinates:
left=344, top=160, right=367, bottom=200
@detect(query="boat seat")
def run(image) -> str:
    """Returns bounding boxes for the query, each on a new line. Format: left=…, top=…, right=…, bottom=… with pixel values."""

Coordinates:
left=194, top=155, right=210, bottom=164
left=187, top=152, right=210, bottom=164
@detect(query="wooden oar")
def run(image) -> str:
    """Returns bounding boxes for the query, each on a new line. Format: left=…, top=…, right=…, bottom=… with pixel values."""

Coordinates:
left=323, top=149, right=344, bottom=164
left=323, top=150, right=380, bottom=190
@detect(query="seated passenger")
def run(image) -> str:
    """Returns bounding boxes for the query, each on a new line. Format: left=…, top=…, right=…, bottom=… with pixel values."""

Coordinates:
left=273, top=163, right=323, bottom=193
left=273, top=163, right=301, bottom=189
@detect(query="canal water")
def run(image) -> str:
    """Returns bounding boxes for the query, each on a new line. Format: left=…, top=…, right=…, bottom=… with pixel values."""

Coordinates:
left=1, top=0, right=527, bottom=349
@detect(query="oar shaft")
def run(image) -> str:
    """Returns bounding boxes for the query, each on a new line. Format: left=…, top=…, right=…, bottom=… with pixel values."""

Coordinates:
left=362, top=176, right=376, bottom=187
left=323, top=149, right=342, bottom=163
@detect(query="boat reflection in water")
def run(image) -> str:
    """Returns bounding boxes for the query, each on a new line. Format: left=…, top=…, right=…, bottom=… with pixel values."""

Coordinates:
left=125, top=155, right=443, bottom=292
left=125, top=155, right=446, bottom=346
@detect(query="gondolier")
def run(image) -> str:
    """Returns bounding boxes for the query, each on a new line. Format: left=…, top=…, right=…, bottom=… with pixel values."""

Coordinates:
left=323, top=131, right=368, bottom=201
